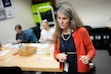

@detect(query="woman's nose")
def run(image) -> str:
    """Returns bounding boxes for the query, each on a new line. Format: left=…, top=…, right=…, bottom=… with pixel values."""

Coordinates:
left=60, top=19, right=63, bottom=24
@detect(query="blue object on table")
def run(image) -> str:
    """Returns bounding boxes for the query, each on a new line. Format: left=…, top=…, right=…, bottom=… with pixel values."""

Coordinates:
left=18, top=43, right=22, bottom=49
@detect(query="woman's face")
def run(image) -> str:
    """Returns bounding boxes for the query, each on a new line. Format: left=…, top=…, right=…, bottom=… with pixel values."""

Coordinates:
left=57, top=12, right=71, bottom=30
left=42, top=22, right=49, bottom=30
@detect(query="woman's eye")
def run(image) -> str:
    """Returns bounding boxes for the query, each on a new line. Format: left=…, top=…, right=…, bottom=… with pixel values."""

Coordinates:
left=58, top=17, right=61, bottom=19
left=57, top=17, right=68, bottom=20
left=63, top=18, right=67, bottom=20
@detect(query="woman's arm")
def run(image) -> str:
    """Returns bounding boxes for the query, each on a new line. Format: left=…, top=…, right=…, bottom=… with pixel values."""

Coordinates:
left=80, top=28, right=96, bottom=62
left=54, top=42, right=60, bottom=59
left=39, top=30, right=45, bottom=43
left=54, top=39, right=67, bottom=62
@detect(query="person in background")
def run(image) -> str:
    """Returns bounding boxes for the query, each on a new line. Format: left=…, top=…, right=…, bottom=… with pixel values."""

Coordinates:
left=0, top=41, right=1, bottom=50
left=54, top=5, right=96, bottom=74
left=0, top=41, right=1, bottom=47
left=15, top=24, right=28, bottom=43
left=39, top=19, right=55, bottom=43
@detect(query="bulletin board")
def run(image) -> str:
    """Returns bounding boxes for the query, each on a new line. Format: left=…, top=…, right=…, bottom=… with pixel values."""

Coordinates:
left=0, top=0, right=14, bottom=21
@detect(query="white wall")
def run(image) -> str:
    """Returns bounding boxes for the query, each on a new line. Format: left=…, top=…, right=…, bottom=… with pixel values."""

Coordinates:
left=56, top=0, right=111, bottom=28
left=0, top=0, right=35, bottom=44
left=0, top=0, right=111, bottom=44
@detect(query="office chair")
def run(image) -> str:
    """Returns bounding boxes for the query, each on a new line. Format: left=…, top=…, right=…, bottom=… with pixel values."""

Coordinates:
left=0, top=66, right=23, bottom=74
left=23, top=29, right=38, bottom=43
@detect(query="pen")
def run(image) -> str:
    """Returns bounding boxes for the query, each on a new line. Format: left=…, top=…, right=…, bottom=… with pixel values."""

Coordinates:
left=13, top=52, right=18, bottom=56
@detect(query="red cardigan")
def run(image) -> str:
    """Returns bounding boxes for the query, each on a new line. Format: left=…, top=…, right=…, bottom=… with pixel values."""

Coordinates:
left=54, top=27, right=96, bottom=72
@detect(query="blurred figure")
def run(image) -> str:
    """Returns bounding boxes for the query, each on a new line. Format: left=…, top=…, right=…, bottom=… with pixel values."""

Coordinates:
left=0, top=41, right=1, bottom=50
left=0, top=41, right=1, bottom=47
left=15, top=24, right=28, bottom=43
left=39, top=19, right=55, bottom=43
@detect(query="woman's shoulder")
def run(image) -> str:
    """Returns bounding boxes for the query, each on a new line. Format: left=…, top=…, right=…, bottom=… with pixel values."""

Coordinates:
left=41, top=29, right=46, bottom=33
left=77, top=27, right=87, bottom=31
left=72, top=27, right=88, bottom=35
left=75, top=27, right=88, bottom=33
left=50, top=28, right=55, bottom=33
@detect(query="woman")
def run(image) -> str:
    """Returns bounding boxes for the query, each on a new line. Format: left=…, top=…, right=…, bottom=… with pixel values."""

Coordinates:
left=39, top=19, right=55, bottom=43
left=54, top=5, right=96, bottom=74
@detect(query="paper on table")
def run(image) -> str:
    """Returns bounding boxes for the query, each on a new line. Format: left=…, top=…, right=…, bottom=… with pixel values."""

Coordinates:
left=3, top=43, right=12, bottom=48
left=30, top=44, right=43, bottom=48
left=49, top=46, right=54, bottom=54
left=5, top=57, right=12, bottom=62
left=50, top=47, right=54, bottom=51
left=8, top=44, right=18, bottom=49
left=0, top=50, right=10, bottom=56
left=35, top=51, right=45, bottom=54
left=40, top=44, right=49, bottom=48
left=37, top=44, right=43, bottom=48
left=3, top=43, right=19, bottom=49
left=30, top=43, right=37, bottom=47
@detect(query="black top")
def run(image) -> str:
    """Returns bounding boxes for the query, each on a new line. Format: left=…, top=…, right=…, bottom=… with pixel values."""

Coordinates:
left=16, top=31, right=29, bottom=43
left=60, top=33, right=78, bottom=74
